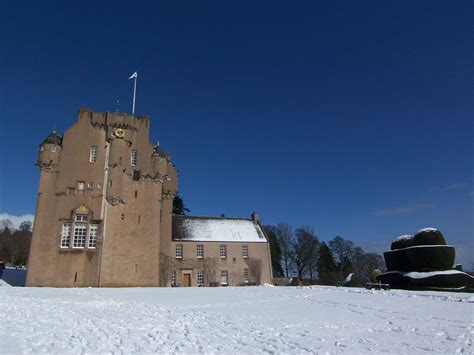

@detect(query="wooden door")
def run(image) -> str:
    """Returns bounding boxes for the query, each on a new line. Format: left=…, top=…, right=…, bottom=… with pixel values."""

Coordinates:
left=183, top=273, right=191, bottom=287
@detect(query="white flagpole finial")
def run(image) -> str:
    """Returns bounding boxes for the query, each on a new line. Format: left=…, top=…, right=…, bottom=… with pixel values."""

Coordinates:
left=128, top=72, right=138, bottom=114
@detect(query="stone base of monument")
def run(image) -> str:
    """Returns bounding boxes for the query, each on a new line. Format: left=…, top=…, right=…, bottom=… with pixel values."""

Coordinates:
left=377, top=269, right=474, bottom=292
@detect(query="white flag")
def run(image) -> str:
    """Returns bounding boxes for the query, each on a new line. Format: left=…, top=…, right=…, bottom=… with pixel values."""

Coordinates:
left=128, top=72, right=138, bottom=79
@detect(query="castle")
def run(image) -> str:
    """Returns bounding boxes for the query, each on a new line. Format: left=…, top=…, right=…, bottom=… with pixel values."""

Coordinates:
left=26, top=108, right=273, bottom=287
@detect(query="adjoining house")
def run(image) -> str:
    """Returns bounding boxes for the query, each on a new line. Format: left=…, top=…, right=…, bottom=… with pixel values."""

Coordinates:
left=26, top=108, right=273, bottom=287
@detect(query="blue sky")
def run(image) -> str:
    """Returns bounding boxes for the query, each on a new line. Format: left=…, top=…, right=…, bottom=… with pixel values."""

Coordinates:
left=0, top=1, right=472, bottom=266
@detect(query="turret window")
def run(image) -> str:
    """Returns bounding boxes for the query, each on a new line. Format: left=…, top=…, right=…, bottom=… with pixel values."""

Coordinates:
left=89, top=146, right=97, bottom=163
left=131, top=150, right=138, bottom=167
left=51, top=145, right=57, bottom=152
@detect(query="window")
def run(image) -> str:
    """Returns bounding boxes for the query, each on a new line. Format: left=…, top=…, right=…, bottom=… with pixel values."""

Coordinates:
left=75, top=214, right=88, bottom=222
left=221, top=270, right=228, bottom=285
left=73, top=224, right=87, bottom=248
left=67, top=188, right=75, bottom=196
left=87, top=182, right=94, bottom=190
left=131, top=149, right=138, bottom=167
left=89, top=146, right=97, bottom=163
left=242, top=245, right=249, bottom=258
left=170, top=271, right=176, bottom=287
left=244, top=268, right=249, bottom=283
left=76, top=181, right=85, bottom=191
left=197, top=244, right=204, bottom=258
left=133, top=170, right=141, bottom=181
left=51, top=145, right=57, bottom=152
left=60, top=223, right=71, bottom=248
left=88, top=224, right=98, bottom=248
left=176, top=244, right=183, bottom=258
left=40, top=146, right=44, bottom=152
left=219, top=244, right=227, bottom=258
left=197, top=271, right=204, bottom=286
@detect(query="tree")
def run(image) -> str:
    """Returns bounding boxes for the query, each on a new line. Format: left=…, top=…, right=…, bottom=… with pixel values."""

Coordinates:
left=172, top=193, right=190, bottom=215
left=290, top=226, right=320, bottom=281
left=276, top=223, right=293, bottom=277
left=0, top=219, right=33, bottom=267
left=329, top=236, right=355, bottom=275
left=317, top=242, right=339, bottom=285
left=263, top=226, right=284, bottom=277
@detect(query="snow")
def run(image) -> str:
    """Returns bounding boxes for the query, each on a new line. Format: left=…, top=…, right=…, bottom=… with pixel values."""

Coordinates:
left=394, top=234, right=413, bottom=241
left=417, top=227, right=439, bottom=233
left=176, top=217, right=267, bottom=242
left=1, top=286, right=473, bottom=354
left=402, top=270, right=466, bottom=279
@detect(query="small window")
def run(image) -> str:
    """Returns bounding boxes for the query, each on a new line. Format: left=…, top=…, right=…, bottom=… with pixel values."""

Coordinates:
left=244, top=268, right=249, bottom=283
left=134, top=190, right=138, bottom=198
left=197, top=271, right=204, bottom=286
left=176, top=244, right=183, bottom=258
left=242, top=245, right=249, bottom=258
left=221, top=270, right=228, bottom=285
left=51, top=145, right=57, bottom=152
left=109, top=180, right=112, bottom=188
left=40, top=146, right=44, bottom=152
left=219, top=244, right=227, bottom=258
left=88, top=224, right=98, bottom=248
left=67, top=188, right=75, bottom=196
left=89, top=146, right=97, bottom=163
left=75, top=214, right=88, bottom=222
left=197, top=244, right=204, bottom=258
left=76, top=181, right=85, bottom=191
left=131, top=149, right=138, bottom=167
left=170, top=271, right=176, bottom=287
left=133, top=170, right=141, bottom=181
left=87, top=182, right=94, bottom=190
left=60, top=223, right=71, bottom=248
left=97, top=183, right=102, bottom=189
left=72, top=224, right=87, bottom=248
left=118, top=156, right=122, bottom=166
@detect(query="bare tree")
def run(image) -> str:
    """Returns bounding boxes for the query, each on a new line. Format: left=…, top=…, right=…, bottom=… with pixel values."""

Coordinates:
left=159, top=253, right=172, bottom=286
left=290, top=226, right=320, bottom=281
left=329, top=236, right=355, bottom=274
left=246, top=258, right=262, bottom=284
left=203, top=257, right=218, bottom=286
left=276, top=223, right=293, bottom=277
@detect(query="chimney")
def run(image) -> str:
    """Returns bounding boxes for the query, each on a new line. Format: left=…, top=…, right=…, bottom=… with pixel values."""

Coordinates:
left=251, top=212, right=260, bottom=223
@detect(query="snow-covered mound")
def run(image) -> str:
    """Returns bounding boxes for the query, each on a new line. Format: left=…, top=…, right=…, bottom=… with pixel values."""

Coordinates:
left=1, top=286, right=472, bottom=354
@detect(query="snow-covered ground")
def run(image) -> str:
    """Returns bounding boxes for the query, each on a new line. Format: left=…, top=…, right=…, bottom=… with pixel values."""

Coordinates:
left=1, top=285, right=473, bottom=354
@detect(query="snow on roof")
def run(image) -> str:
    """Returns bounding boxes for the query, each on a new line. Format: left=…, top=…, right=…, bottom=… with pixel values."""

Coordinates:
left=394, top=235, right=413, bottom=241
left=172, top=216, right=267, bottom=243
left=417, top=227, right=438, bottom=233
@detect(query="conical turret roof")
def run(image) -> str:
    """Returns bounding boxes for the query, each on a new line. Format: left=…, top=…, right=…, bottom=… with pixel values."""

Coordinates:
left=41, top=130, right=63, bottom=146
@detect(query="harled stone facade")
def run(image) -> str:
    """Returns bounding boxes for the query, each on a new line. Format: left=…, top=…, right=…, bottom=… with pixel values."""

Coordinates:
left=26, top=108, right=273, bottom=287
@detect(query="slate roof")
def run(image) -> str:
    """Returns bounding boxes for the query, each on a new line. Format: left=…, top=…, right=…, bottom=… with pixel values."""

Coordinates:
left=41, top=130, right=63, bottom=146
left=172, top=215, right=268, bottom=243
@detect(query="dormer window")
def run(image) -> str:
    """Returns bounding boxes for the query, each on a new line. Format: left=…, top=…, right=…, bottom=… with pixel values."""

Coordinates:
left=75, top=214, right=88, bottom=222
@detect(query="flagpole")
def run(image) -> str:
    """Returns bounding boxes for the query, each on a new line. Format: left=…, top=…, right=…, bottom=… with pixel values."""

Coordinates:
left=132, top=74, right=137, bottom=115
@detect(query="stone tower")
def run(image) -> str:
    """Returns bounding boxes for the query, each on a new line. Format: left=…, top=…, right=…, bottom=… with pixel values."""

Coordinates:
left=26, top=108, right=178, bottom=287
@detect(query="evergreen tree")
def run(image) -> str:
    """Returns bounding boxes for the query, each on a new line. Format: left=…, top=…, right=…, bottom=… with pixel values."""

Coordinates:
left=172, top=193, right=190, bottom=215
left=317, top=242, right=338, bottom=285
left=263, top=226, right=284, bottom=277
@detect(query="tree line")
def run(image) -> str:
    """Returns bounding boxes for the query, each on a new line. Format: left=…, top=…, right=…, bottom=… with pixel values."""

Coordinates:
left=263, top=223, right=385, bottom=287
left=0, top=220, right=33, bottom=267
